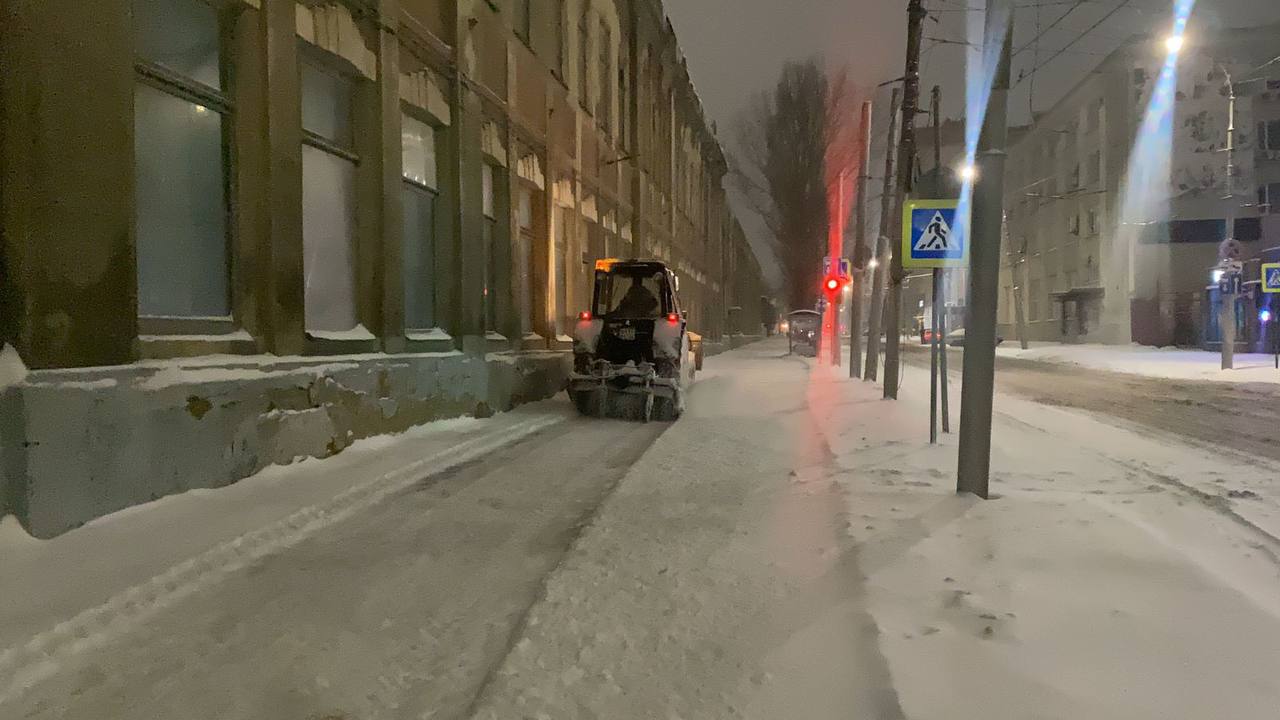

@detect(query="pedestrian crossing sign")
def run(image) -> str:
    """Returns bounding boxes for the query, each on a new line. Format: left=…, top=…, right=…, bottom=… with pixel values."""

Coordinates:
left=903, top=199, right=965, bottom=268
left=1264, top=263, right=1280, bottom=294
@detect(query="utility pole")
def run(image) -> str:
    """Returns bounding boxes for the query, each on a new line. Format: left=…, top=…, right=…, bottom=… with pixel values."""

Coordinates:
left=957, top=0, right=1013, bottom=499
left=931, top=84, right=950, bottom=434
left=1011, top=224, right=1030, bottom=350
left=850, top=100, right=873, bottom=378
left=864, top=88, right=901, bottom=382
left=833, top=172, right=845, bottom=367
left=883, top=0, right=928, bottom=399
left=1220, top=66, right=1239, bottom=371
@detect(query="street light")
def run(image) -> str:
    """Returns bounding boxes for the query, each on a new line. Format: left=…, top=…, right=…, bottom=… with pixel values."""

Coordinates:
left=957, top=164, right=977, bottom=182
left=1164, top=34, right=1184, bottom=54
left=868, top=258, right=879, bottom=269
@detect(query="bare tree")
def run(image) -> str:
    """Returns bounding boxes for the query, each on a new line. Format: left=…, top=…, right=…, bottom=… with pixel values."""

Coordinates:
left=731, top=60, right=860, bottom=312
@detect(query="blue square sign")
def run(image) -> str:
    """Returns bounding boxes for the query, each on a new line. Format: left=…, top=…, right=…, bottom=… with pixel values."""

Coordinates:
left=1264, top=263, right=1280, bottom=294
left=903, top=199, right=965, bottom=269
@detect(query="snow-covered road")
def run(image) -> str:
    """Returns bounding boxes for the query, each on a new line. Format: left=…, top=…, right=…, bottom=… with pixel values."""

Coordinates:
left=1, top=414, right=666, bottom=719
left=6, top=337, right=1280, bottom=719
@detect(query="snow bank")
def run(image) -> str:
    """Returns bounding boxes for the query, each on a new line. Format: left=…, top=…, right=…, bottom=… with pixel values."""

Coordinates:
left=0, top=516, right=37, bottom=550
left=816, top=361, right=1280, bottom=719
left=0, top=344, right=28, bottom=389
left=307, top=324, right=376, bottom=342
left=999, top=341, right=1280, bottom=383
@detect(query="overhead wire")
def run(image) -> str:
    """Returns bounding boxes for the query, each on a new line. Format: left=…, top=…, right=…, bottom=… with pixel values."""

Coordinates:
left=1014, top=0, right=1136, bottom=88
left=1013, top=0, right=1086, bottom=57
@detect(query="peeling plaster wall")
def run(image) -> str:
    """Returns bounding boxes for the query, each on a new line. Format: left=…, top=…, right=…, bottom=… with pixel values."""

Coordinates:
left=5, top=351, right=569, bottom=538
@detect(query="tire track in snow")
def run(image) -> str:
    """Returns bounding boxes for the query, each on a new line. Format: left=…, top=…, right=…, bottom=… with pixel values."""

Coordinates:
left=460, top=421, right=668, bottom=719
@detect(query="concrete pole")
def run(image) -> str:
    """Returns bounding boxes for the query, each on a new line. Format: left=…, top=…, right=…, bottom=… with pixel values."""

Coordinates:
left=1010, top=219, right=1030, bottom=350
left=957, top=0, right=1013, bottom=499
left=865, top=88, right=901, bottom=382
left=883, top=0, right=928, bottom=399
left=1221, top=71, right=1237, bottom=370
left=931, top=84, right=951, bottom=433
left=850, top=100, right=873, bottom=378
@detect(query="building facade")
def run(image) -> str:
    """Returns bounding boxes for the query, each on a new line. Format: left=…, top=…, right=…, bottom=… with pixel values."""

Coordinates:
left=999, top=23, right=1280, bottom=347
left=0, top=0, right=765, bottom=536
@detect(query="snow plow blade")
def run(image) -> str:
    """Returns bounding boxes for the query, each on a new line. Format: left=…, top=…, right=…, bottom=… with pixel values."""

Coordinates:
left=568, top=362, right=680, bottom=422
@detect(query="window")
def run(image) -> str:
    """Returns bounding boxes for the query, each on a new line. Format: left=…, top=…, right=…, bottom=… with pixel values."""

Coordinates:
left=301, top=60, right=360, bottom=333
left=516, top=187, right=535, bottom=336
left=619, top=64, right=630, bottom=149
left=402, top=114, right=439, bottom=330
left=1068, top=213, right=1080, bottom=236
left=1087, top=208, right=1100, bottom=236
left=1259, top=183, right=1280, bottom=214
left=555, top=204, right=569, bottom=332
left=1258, top=120, right=1280, bottom=152
left=1086, top=100, right=1103, bottom=134
left=578, top=14, right=590, bottom=111
left=598, top=21, right=612, bottom=133
left=515, top=0, right=532, bottom=44
left=1087, top=150, right=1101, bottom=185
left=133, top=0, right=231, bottom=319
left=594, top=268, right=670, bottom=318
left=1069, top=163, right=1080, bottom=189
left=482, top=163, right=499, bottom=332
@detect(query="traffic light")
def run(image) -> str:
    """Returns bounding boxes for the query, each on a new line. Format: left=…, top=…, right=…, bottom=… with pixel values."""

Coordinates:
left=821, top=273, right=849, bottom=300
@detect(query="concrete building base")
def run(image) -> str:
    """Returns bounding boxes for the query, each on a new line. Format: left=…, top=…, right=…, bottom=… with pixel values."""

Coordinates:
left=1, top=350, right=569, bottom=538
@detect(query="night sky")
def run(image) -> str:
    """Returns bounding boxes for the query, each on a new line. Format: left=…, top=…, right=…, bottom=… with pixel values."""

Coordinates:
left=664, top=0, right=1280, bottom=288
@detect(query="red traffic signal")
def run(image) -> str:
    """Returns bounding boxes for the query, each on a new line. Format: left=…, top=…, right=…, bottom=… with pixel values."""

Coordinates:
left=821, top=274, right=849, bottom=297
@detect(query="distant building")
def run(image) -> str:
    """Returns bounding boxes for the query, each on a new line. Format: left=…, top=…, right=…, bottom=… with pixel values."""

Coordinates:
left=999, top=21, right=1280, bottom=347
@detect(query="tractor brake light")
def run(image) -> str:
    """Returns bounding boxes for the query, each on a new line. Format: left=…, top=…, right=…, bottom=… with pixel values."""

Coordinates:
left=578, top=311, right=592, bottom=321
left=667, top=313, right=680, bottom=324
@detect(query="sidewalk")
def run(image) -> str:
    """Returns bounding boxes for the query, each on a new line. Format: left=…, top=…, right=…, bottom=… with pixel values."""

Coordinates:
left=997, top=341, right=1280, bottom=384
left=471, top=338, right=1280, bottom=719
left=0, top=401, right=571, bottom=691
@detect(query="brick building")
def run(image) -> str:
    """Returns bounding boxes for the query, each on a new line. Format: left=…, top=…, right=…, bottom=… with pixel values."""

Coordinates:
left=0, top=0, right=766, bottom=536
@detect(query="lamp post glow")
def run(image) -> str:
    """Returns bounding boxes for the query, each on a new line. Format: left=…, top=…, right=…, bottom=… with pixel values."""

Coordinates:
left=958, top=164, right=977, bottom=182
left=1164, top=34, right=1184, bottom=54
